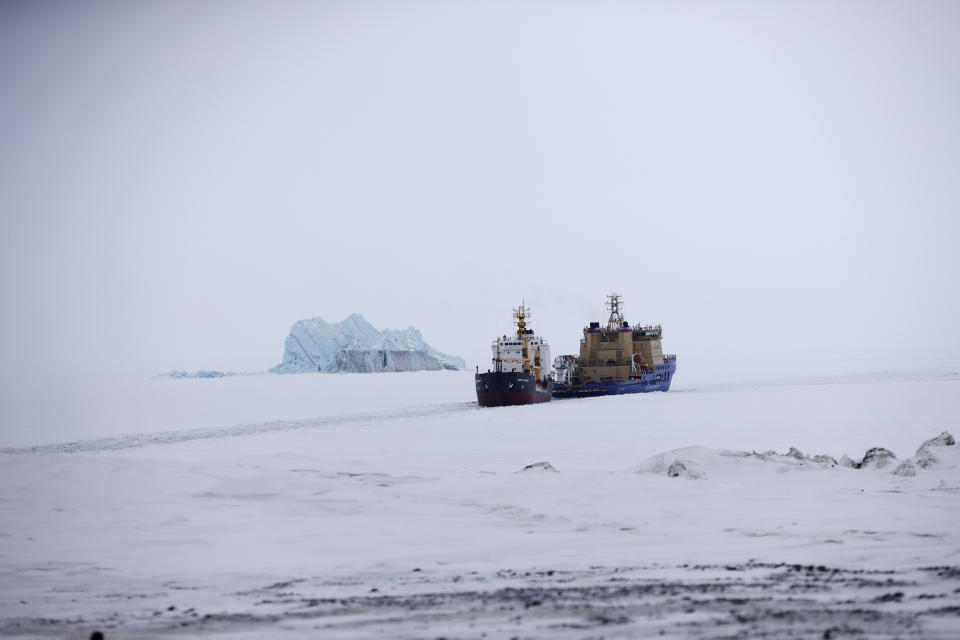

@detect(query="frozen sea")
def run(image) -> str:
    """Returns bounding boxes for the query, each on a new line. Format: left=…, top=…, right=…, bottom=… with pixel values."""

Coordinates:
left=1, top=358, right=958, bottom=638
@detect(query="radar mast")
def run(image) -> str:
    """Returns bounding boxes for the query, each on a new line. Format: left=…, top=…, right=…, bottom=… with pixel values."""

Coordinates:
left=605, top=293, right=625, bottom=330
left=513, top=302, right=530, bottom=339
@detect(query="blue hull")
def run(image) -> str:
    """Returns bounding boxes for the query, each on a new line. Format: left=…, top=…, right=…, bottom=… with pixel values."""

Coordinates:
left=552, top=358, right=677, bottom=399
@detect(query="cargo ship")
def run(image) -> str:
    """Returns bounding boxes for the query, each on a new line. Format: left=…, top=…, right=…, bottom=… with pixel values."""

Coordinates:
left=552, top=293, right=676, bottom=398
left=476, top=304, right=554, bottom=407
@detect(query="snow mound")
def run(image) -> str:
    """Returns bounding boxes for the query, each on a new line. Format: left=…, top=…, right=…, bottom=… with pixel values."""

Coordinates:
left=860, top=447, right=898, bottom=469
left=838, top=455, right=858, bottom=468
left=519, top=461, right=559, bottom=473
left=914, top=431, right=956, bottom=469
left=892, top=460, right=917, bottom=477
left=638, top=445, right=835, bottom=480
left=841, top=432, right=956, bottom=472
left=666, top=460, right=702, bottom=479
left=270, top=313, right=465, bottom=374
left=640, top=432, right=957, bottom=480
left=893, top=433, right=957, bottom=476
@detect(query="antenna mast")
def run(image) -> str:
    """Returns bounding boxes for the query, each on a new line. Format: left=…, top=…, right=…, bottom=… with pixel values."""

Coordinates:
left=606, top=293, right=624, bottom=330
left=513, top=302, right=530, bottom=339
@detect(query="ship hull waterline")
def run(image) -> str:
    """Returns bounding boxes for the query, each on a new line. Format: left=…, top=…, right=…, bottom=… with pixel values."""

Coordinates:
left=475, top=371, right=554, bottom=407
left=552, top=358, right=677, bottom=399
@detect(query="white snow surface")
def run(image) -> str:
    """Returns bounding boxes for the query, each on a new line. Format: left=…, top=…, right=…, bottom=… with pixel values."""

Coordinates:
left=1, top=363, right=959, bottom=636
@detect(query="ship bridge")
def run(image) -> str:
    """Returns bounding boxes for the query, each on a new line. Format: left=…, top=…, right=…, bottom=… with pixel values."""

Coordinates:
left=574, top=294, right=667, bottom=384
left=487, top=303, right=551, bottom=382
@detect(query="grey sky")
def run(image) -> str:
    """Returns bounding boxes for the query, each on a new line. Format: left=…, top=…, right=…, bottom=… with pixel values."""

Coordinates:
left=2, top=0, right=958, bottom=375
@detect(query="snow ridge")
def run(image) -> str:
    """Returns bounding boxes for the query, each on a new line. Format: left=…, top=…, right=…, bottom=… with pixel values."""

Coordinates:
left=638, top=431, right=957, bottom=480
left=271, top=313, right=464, bottom=374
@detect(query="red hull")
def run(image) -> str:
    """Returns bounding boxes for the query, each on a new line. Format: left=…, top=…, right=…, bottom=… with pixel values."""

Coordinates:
left=476, top=390, right=552, bottom=407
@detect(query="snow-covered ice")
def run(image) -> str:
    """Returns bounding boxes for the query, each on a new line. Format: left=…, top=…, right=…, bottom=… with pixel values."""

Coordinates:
left=0, top=364, right=958, bottom=637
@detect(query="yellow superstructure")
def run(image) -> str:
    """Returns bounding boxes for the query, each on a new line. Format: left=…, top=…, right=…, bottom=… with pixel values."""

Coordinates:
left=573, top=294, right=667, bottom=384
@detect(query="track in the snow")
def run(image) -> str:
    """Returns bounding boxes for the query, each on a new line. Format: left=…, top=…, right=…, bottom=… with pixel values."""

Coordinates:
left=0, top=401, right=480, bottom=455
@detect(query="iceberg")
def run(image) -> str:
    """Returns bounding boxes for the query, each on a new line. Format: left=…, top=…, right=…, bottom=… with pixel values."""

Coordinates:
left=156, top=370, right=236, bottom=379
left=270, top=313, right=464, bottom=374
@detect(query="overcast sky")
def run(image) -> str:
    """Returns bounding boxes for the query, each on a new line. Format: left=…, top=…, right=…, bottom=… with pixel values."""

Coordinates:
left=1, top=0, right=958, bottom=375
